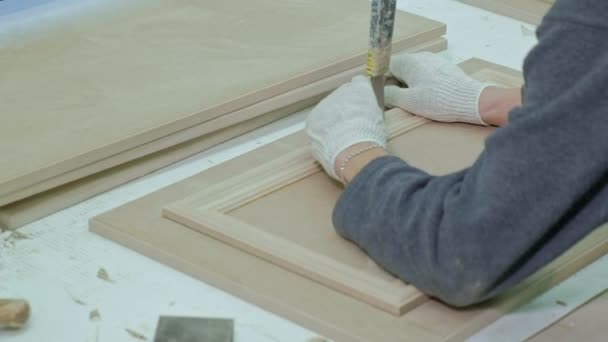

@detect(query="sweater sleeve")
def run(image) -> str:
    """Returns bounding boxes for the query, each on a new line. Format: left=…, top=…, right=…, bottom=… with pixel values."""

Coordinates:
left=332, top=0, right=608, bottom=307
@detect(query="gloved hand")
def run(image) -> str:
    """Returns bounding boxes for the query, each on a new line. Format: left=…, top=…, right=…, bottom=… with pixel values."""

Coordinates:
left=306, top=76, right=386, bottom=181
left=385, top=52, right=489, bottom=125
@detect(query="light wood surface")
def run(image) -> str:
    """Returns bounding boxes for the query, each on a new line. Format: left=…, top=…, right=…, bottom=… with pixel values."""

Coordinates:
left=529, top=290, right=608, bottom=342
left=88, top=60, right=608, bottom=341
left=0, top=0, right=445, bottom=204
left=0, top=98, right=312, bottom=229
left=460, top=0, right=552, bottom=25
left=0, top=38, right=447, bottom=230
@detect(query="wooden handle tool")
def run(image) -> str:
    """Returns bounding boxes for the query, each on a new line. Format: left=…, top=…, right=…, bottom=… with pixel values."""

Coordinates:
left=0, top=299, right=30, bottom=329
left=366, top=0, right=397, bottom=109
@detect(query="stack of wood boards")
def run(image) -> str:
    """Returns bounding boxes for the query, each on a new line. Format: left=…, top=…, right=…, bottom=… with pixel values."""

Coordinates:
left=460, top=0, right=554, bottom=25
left=0, top=0, right=448, bottom=229
left=91, top=58, right=608, bottom=341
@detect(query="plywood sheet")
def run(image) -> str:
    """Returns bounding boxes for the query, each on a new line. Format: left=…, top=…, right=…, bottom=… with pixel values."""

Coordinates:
left=88, top=60, right=608, bottom=341
left=0, top=0, right=446, bottom=203
left=460, top=0, right=552, bottom=25
left=0, top=38, right=448, bottom=229
left=0, top=96, right=316, bottom=229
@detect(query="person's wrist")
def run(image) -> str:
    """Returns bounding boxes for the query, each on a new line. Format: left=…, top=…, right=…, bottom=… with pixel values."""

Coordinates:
left=334, top=142, right=387, bottom=184
left=478, top=86, right=522, bottom=127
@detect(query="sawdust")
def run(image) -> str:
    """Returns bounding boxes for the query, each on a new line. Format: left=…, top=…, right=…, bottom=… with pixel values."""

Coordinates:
left=73, top=298, right=86, bottom=306
left=520, top=24, right=534, bottom=37
left=8, top=231, right=28, bottom=240
left=97, top=267, right=112, bottom=283
left=64, top=288, right=86, bottom=306
left=125, top=328, right=147, bottom=340
left=306, top=337, right=329, bottom=342
left=89, top=309, right=101, bottom=321
left=2, top=230, right=29, bottom=247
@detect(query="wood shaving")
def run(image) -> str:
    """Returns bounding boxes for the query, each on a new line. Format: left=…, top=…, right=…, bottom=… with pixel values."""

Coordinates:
left=9, top=231, right=29, bottom=240
left=64, top=288, right=86, bottom=306
left=97, top=267, right=112, bottom=282
left=125, top=328, right=147, bottom=340
left=89, top=309, right=101, bottom=321
left=73, top=298, right=86, bottom=306
left=2, top=230, right=29, bottom=247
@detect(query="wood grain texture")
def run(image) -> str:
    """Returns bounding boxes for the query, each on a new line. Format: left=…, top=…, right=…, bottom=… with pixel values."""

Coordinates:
left=0, top=0, right=446, bottom=204
left=0, top=38, right=447, bottom=229
left=88, top=60, right=608, bottom=341
left=0, top=96, right=315, bottom=229
left=460, top=0, right=552, bottom=25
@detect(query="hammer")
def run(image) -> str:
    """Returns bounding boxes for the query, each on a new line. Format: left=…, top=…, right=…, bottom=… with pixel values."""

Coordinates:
left=366, top=0, right=397, bottom=109
left=0, top=299, right=30, bottom=329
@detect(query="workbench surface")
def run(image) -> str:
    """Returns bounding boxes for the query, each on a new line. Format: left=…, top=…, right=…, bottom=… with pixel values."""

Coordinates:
left=1, top=0, right=606, bottom=341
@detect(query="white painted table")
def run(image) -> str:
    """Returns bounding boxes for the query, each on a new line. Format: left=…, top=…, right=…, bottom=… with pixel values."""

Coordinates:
left=1, top=0, right=606, bottom=341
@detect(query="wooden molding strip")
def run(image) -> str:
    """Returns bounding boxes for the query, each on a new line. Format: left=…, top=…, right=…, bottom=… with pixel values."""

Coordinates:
left=163, top=109, right=429, bottom=316
left=164, top=207, right=426, bottom=316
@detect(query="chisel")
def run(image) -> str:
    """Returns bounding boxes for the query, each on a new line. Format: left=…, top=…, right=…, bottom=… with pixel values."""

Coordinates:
left=366, top=0, right=397, bottom=109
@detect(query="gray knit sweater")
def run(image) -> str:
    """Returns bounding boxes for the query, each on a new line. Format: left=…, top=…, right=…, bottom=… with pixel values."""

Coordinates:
left=332, top=0, right=608, bottom=307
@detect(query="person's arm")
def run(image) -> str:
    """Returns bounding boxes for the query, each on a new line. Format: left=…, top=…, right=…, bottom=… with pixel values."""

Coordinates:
left=333, top=86, right=521, bottom=184
left=332, top=0, right=608, bottom=307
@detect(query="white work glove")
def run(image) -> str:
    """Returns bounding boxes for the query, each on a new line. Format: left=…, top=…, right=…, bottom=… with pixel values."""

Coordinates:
left=385, top=52, right=489, bottom=125
left=306, top=76, right=386, bottom=181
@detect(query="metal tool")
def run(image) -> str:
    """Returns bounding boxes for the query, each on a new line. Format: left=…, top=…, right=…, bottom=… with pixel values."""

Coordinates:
left=366, top=0, right=397, bottom=109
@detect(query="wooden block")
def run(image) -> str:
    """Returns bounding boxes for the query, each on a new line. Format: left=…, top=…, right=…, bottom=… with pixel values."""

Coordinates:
left=460, top=0, right=552, bottom=25
left=87, top=59, right=608, bottom=341
left=0, top=38, right=447, bottom=230
left=0, top=0, right=446, bottom=205
left=0, top=299, right=30, bottom=329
